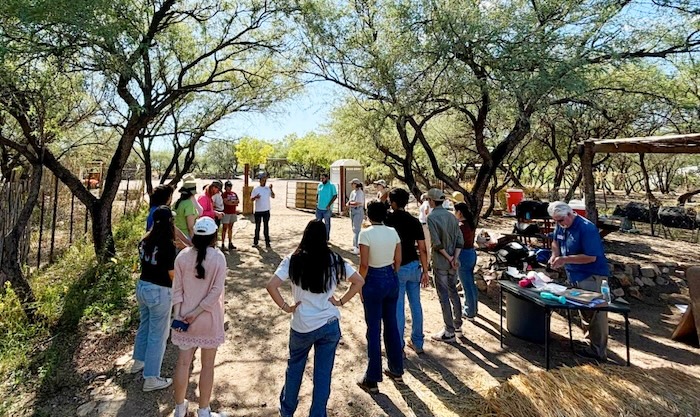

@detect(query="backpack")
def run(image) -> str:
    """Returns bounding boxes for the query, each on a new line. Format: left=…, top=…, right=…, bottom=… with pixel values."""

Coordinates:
left=516, top=200, right=550, bottom=220
left=513, top=222, right=540, bottom=236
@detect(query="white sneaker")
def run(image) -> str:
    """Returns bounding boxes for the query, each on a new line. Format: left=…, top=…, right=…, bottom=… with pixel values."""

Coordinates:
left=174, top=400, right=189, bottom=417
left=351, top=247, right=359, bottom=255
left=143, top=376, right=172, bottom=392
left=128, top=359, right=144, bottom=374
left=431, top=329, right=456, bottom=343
left=198, top=407, right=226, bottom=417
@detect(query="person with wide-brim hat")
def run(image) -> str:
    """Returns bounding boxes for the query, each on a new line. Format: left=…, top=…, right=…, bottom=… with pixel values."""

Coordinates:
left=373, top=179, right=389, bottom=202
left=173, top=174, right=202, bottom=242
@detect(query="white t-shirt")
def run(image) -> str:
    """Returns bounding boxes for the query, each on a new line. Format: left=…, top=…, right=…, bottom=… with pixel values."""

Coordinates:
left=212, top=193, right=224, bottom=211
left=349, top=189, right=365, bottom=208
left=418, top=201, right=432, bottom=224
left=252, top=185, right=272, bottom=212
left=275, top=254, right=357, bottom=333
left=358, top=225, right=401, bottom=268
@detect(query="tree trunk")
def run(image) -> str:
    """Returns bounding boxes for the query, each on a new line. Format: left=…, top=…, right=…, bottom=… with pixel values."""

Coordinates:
left=564, top=171, right=583, bottom=202
left=90, top=200, right=116, bottom=262
left=142, top=147, right=153, bottom=195
left=1, top=163, right=42, bottom=322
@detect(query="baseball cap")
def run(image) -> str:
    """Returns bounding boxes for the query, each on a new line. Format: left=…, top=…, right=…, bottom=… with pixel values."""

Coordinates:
left=373, top=179, right=387, bottom=187
left=427, top=188, right=445, bottom=201
left=194, top=217, right=218, bottom=236
left=350, top=178, right=362, bottom=185
left=224, top=181, right=232, bottom=187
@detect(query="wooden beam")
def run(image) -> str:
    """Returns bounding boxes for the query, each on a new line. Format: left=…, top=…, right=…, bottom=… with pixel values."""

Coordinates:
left=593, top=143, right=700, bottom=154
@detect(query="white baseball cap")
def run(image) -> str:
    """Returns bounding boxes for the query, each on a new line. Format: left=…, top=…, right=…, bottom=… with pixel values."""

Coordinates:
left=194, top=217, right=218, bottom=236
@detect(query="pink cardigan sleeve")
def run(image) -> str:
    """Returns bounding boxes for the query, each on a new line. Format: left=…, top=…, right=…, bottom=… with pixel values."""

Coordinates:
left=197, top=194, right=216, bottom=219
left=172, top=256, right=185, bottom=305
left=199, top=251, right=227, bottom=312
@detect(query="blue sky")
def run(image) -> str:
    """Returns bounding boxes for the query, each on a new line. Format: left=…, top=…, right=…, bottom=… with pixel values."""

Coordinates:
left=221, top=81, right=344, bottom=142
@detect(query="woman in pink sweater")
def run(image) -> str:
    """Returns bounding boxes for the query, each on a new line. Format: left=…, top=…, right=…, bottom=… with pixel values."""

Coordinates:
left=171, top=217, right=227, bottom=417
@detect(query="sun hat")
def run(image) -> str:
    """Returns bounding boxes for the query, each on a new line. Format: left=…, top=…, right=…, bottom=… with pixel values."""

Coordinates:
left=178, top=174, right=198, bottom=193
left=350, top=178, right=362, bottom=185
left=427, top=188, right=445, bottom=201
left=448, top=191, right=465, bottom=203
left=373, top=179, right=387, bottom=187
left=211, top=180, right=223, bottom=190
left=152, top=205, right=174, bottom=225
left=194, top=217, right=218, bottom=236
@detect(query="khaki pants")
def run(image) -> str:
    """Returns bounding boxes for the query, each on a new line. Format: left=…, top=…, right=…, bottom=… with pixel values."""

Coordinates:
left=576, top=275, right=609, bottom=359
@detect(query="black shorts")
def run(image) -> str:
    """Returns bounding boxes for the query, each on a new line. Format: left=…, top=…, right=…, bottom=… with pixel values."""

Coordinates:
left=215, top=218, right=221, bottom=227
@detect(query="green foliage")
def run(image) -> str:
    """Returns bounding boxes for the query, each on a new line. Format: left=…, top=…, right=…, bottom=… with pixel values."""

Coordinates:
left=200, top=139, right=238, bottom=176
left=235, top=136, right=274, bottom=167
left=286, top=132, right=340, bottom=175
left=0, top=208, right=145, bottom=397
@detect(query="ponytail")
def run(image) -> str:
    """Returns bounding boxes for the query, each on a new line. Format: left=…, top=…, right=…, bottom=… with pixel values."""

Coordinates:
left=174, top=189, right=194, bottom=210
left=191, top=233, right=216, bottom=278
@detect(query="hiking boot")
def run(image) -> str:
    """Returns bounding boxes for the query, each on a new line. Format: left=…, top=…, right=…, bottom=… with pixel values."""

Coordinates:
left=173, top=400, right=188, bottom=417
left=407, top=339, right=424, bottom=354
left=356, top=376, right=378, bottom=394
left=228, top=242, right=236, bottom=250
left=128, top=359, right=144, bottom=374
left=431, top=329, right=456, bottom=343
left=143, top=376, right=172, bottom=392
left=383, top=368, right=403, bottom=382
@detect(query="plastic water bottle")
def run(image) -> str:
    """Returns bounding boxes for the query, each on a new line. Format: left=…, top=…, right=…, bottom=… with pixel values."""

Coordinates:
left=600, top=279, right=611, bottom=302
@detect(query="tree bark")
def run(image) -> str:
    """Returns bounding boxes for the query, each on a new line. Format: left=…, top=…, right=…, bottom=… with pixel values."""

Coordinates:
left=1, top=163, right=42, bottom=322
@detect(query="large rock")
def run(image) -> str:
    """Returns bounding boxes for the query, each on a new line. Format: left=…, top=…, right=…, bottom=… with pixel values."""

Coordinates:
left=640, top=265, right=657, bottom=278
left=628, top=286, right=643, bottom=300
left=77, top=402, right=97, bottom=417
left=655, top=276, right=669, bottom=286
left=641, top=277, right=656, bottom=287
left=613, top=288, right=625, bottom=297
left=614, top=273, right=633, bottom=287
left=625, top=263, right=641, bottom=278
left=635, top=277, right=645, bottom=287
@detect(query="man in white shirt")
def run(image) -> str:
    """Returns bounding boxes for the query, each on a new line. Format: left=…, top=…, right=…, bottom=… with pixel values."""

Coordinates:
left=251, top=173, right=275, bottom=248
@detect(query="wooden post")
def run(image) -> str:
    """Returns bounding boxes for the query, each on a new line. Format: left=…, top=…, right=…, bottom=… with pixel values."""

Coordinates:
left=242, top=163, right=253, bottom=215
left=581, top=141, right=597, bottom=225
left=49, top=176, right=59, bottom=263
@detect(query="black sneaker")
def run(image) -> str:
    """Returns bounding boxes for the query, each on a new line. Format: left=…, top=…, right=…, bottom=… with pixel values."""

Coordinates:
left=356, top=376, right=378, bottom=394
left=252, top=243, right=259, bottom=248
left=383, top=368, right=403, bottom=382
left=265, top=242, right=272, bottom=248
left=228, top=242, right=236, bottom=250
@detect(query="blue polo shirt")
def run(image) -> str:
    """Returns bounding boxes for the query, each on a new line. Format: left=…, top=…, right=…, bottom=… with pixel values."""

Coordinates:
left=554, top=215, right=609, bottom=283
left=317, top=182, right=338, bottom=210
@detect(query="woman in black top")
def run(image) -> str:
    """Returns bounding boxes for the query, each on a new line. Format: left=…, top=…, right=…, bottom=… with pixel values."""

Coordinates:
left=129, top=205, right=178, bottom=392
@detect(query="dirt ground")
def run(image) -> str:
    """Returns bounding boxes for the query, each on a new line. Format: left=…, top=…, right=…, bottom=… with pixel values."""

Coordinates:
left=27, top=178, right=700, bottom=417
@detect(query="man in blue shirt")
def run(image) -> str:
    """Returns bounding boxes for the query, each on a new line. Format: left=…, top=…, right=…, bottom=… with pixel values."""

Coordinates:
left=316, top=173, right=338, bottom=241
left=548, top=201, right=609, bottom=361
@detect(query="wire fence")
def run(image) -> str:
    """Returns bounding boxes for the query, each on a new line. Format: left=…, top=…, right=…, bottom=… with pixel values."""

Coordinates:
left=1, top=169, right=145, bottom=273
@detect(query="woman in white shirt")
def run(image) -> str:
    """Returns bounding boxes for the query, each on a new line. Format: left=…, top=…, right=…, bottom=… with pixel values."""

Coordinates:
left=347, top=178, right=365, bottom=254
left=266, top=220, right=364, bottom=417
left=356, top=201, right=403, bottom=394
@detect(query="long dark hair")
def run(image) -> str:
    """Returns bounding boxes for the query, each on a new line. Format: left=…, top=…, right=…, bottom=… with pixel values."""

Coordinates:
left=174, top=188, right=194, bottom=210
left=454, top=202, right=476, bottom=229
left=289, top=220, right=346, bottom=293
left=141, top=206, right=175, bottom=255
left=191, top=233, right=216, bottom=279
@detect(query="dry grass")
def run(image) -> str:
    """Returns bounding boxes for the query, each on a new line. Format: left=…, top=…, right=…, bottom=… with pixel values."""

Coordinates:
left=485, top=365, right=700, bottom=417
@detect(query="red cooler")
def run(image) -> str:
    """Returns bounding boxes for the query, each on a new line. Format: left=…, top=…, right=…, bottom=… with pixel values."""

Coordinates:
left=569, top=200, right=587, bottom=217
left=505, top=188, right=524, bottom=215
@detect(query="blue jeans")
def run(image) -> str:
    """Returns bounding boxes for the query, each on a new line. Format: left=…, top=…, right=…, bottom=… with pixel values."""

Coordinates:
left=457, top=249, right=478, bottom=318
left=397, top=261, right=424, bottom=350
left=362, top=266, right=403, bottom=382
left=315, top=208, right=332, bottom=240
left=350, top=207, right=364, bottom=247
left=279, top=319, right=341, bottom=417
left=133, top=280, right=172, bottom=378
